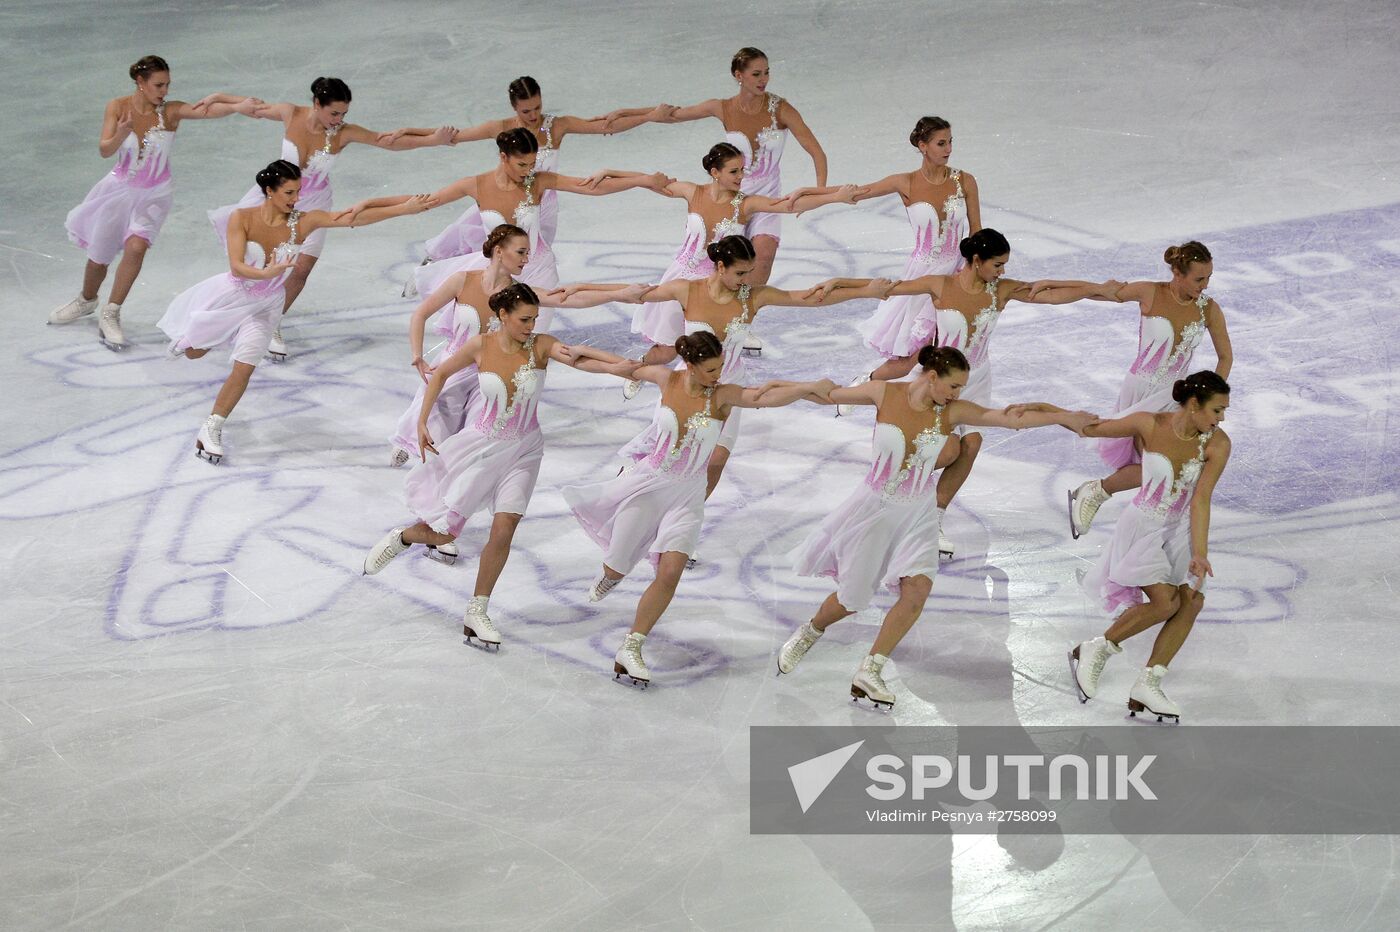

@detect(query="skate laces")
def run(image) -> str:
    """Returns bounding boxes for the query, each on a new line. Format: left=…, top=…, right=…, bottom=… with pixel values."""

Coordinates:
left=794, top=623, right=821, bottom=652
left=593, top=576, right=619, bottom=598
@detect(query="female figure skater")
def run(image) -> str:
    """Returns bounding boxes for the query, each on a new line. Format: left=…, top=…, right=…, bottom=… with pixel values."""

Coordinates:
left=159, top=160, right=436, bottom=463
left=628, top=143, right=861, bottom=387
left=845, top=116, right=982, bottom=368
left=209, top=77, right=456, bottom=358
left=1067, top=241, right=1233, bottom=537
left=409, top=127, right=671, bottom=321
left=817, top=229, right=1117, bottom=558
left=416, top=75, right=667, bottom=261
left=774, top=347, right=1094, bottom=709
left=1066, top=371, right=1231, bottom=723
left=562, top=332, right=835, bottom=687
left=51, top=55, right=263, bottom=348
left=361, top=283, right=639, bottom=648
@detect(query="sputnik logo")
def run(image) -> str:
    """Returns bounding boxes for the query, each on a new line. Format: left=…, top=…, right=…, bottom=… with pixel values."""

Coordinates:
left=788, top=740, right=865, bottom=813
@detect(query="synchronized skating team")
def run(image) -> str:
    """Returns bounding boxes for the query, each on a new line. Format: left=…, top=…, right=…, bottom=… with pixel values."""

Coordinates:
left=47, top=51, right=1234, bottom=722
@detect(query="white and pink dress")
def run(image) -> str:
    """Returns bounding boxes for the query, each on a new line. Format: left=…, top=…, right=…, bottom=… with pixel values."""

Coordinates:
left=913, top=278, right=1005, bottom=410
left=1083, top=430, right=1213, bottom=616
left=424, top=115, right=562, bottom=261
left=723, top=93, right=787, bottom=242
left=631, top=191, right=748, bottom=345
left=157, top=211, right=302, bottom=366
left=565, top=371, right=726, bottom=572
left=792, top=386, right=950, bottom=611
left=65, top=102, right=175, bottom=265
left=1099, top=289, right=1211, bottom=469
left=209, top=127, right=340, bottom=258
left=858, top=170, right=969, bottom=358
left=404, top=334, right=546, bottom=535
left=389, top=279, right=496, bottom=459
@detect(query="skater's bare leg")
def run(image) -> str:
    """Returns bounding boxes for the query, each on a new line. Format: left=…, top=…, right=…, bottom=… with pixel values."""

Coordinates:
left=400, top=522, right=455, bottom=548
left=211, top=362, right=257, bottom=418
left=810, top=593, right=855, bottom=631
left=629, top=551, right=688, bottom=636
left=107, top=235, right=150, bottom=306
left=870, top=574, right=933, bottom=657
left=81, top=261, right=108, bottom=302
left=473, top=512, right=522, bottom=596
left=1104, top=583, right=1180, bottom=645
left=281, top=253, right=317, bottom=313
left=1146, top=584, right=1203, bottom=667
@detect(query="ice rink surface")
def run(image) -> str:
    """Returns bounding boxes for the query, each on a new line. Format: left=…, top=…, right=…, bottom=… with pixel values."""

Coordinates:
left=3, top=0, right=1400, bottom=927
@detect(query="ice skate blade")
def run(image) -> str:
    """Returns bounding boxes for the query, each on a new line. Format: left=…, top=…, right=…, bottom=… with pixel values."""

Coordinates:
left=938, top=549, right=954, bottom=562
left=613, top=662, right=649, bottom=688
left=462, top=628, right=500, bottom=651
left=426, top=546, right=458, bottom=566
left=850, top=685, right=893, bottom=710
left=739, top=347, right=761, bottom=358
left=265, top=351, right=287, bottom=363
left=1127, top=698, right=1179, bottom=724
left=99, top=338, right=127, bottom=351
left=1067, top=489, right=1081, bottom=540
left=1068, top=647, right=1089, bottom=703
left=684, top=557, right=698, bottom=571
left=195, top=444, right=222, bottom=465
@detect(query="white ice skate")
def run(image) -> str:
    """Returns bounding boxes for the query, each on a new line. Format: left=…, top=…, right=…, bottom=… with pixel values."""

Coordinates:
left=835, top=371, right=871, bottom=417
left=1068, top=480, right=1110, bottom=539
left=851, top=653, right=895, bottom=709
left=389, top=447, right=411, bottom=468
left=938, top=531, right=955, bottom=562
left=401, top=258, right=431, bottom=298
left=613, top=632, right=650, bottom=687
left=426, top=541, right=458, bottom=565
left=588, top=574, right=620, bottom=602
left=740, top=333, right=763, bottom=358
left=266, top=327, right=287, bottom=362
left=195, top=415, right=225, bottom=464
left=98, top=303, right=127, bottom=349
left=1128, top=665, right=1181, bottom=723
left=363, top=527, right=410, bottom=575
left=463, top=596, right=501, bottom=649
left=622, top=378, right=642, bottom=401
left=1068, top=636, right=1121, bottom=702
left=684, top=551, right=699, bottom=571
left=48, top=295, right=98, bottom=325
left=776, top=621, right=824, bottom=675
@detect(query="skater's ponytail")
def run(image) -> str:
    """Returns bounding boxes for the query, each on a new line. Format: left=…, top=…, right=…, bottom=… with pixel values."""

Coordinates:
left=917, top=345, right=969, bottom=376
left=731, top=47, right=767, bottom=74
left=909, top=116, right=951, bottom=148
left=496, top=127, right=539, bottom=156
left=675, top=331, right=724, bottom=365
left=129, top=55, right=169, bottom=82
left=1172, top=370, right=1229, bottom=407
left=483, top=223, right=528, bottom=258
left=255, top=159, right=301, bottom=194
left=489, top=282, right=539, bottom=317
left=1163, top=240, right=1212, bottom=275
left=508, top=76, right=541, bottom=105
left=706, top=234, right=756, bottom=267
left=702, top=142, right=744, bottom=175
left=311, top=77, right=351, bottom=106
left=959, top=228, right=1010, bottom=263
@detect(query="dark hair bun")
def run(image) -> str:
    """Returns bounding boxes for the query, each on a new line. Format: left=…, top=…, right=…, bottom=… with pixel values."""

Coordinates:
left=482, top=223, right=529, bottom=258
left=706, top=234, right=756, bottom=266
left=255, top=158, right=301, bottom=194
left=1172, top=370, right=1230, bottom=406
left=129, top=55, right=169, bottom=82
left=310, top=77, right=352, bottom=106
left=730, top=47, right=767, bottom=74
left=496, top=127, right=539, bottom=156
left=959, top=228, right=1011, bottom=262
left=488, top=282, right=539, bottom=316
left=508, top=76, right=541, bottom=104
left=1163, top=240, right=1212, bottom=274
left=909, top=116, right=951, bottom=148
left=702, top=142, right=744, bottom=174
left=674, top=331, right=724, bottom=364
left=917, top=345, right=970, bottom=375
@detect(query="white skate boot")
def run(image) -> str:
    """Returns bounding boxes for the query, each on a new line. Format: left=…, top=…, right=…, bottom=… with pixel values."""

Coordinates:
left=426, top=540, right=458, bottom=565
left=1068, top=480, right=1110, bottom=539
left=588, top=574, right=621, bottom=602
left=1128, top=665, right=1181, bottom=723
left=740, top=333, right=763, bottom=358
left=613, top=632, right=650, bottom=687
left=49, top=295, right=98, bottom=325
left=98, top=303, right=127, bottom=349
left=362, top=527, right=410, bottom=575
left=1068, top=636, right=1121, bottom=702
left=463, top=596, right=501, bottom=649
left=777, top=621, right=824, bottom=675
left=851, top=653, right=895, bottom=709
left=401, top=258, right=431, bottom=298
left=266, top=327, right=287, bottom=362
left=195, top=415, right=225, bottom=464
left=389, top=447, right=411, bottom=467
left=938, top=531, right=955, bottom=562
left=622, top=378, right=642, bottom=401
left=835, top=371, right=871, bottom=417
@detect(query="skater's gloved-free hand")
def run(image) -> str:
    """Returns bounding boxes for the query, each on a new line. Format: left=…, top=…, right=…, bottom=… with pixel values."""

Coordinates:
left=1188, top=554, right=1213, bottom=591
left=411, top=355, right=435, bottom=384
left=429, top=126, right=458, bottom=146
left=376, top=128, right=408, bottom=146
left=416, top=423, right=438, bottom=462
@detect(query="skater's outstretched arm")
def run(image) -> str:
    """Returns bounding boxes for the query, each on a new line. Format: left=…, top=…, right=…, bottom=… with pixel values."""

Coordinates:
left=537, top=170, right=674, bottom=197
left=716, top=378, right=836, bottom=413
left=846, top=172, right=913, bottom=204
left=562, top=107, right=670, bottom=136
left=427, top=175, right=481, bottom=209
left=754, top=278, right=895, bottom=310
left=537, top=335, right=634, bottom=375
left=447, top=118, right=510, bottom=144
left=948, top=400, right=1098, bottom=434
left=174, top=94, right=264, bottom=121
left=539, top=283, right=651, bottom=309
left=343, top=123, right=456, bottom=151
left=758, top=184, right=866, bottom=216
left=632, top=98, right=722, bottom=126
left=811, top=378, right=887, bottom=410
left=1022, top=280, right=1124, bottom=304
left=303, top=194, right=438, bottom=232
left=1080, top=411, right=1155, bottom=441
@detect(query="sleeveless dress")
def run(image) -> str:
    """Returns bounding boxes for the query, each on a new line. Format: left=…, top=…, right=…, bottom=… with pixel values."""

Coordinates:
left=1083, top=428, right=1215, bottom=616
left=389, top=273, right=499, bottom=458
left=209, top=126, right=341, bottom=258
left=157, top=210, right=302, bottom=366
left=792, top=384, right=950, bottom=610
left=65, top=102, right=175, bottom=265
left=565, top=371, right=727, bottom=573
left=858, top=170, right=970, bottom=358
left=425, top=115, right=563, bottom=261
left=622, top=282, right=753, bottom=457
left=723, top=94, right=787, bottom=242
left=631, top=189, right=748, bottom=344
left=915, top=277, right=1005, bottom=409
left=412, top=171, right=560, bottom=329
left=404, top=334, right=547, bottom=534
left=1099, top=287, right=1212, bottom=469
